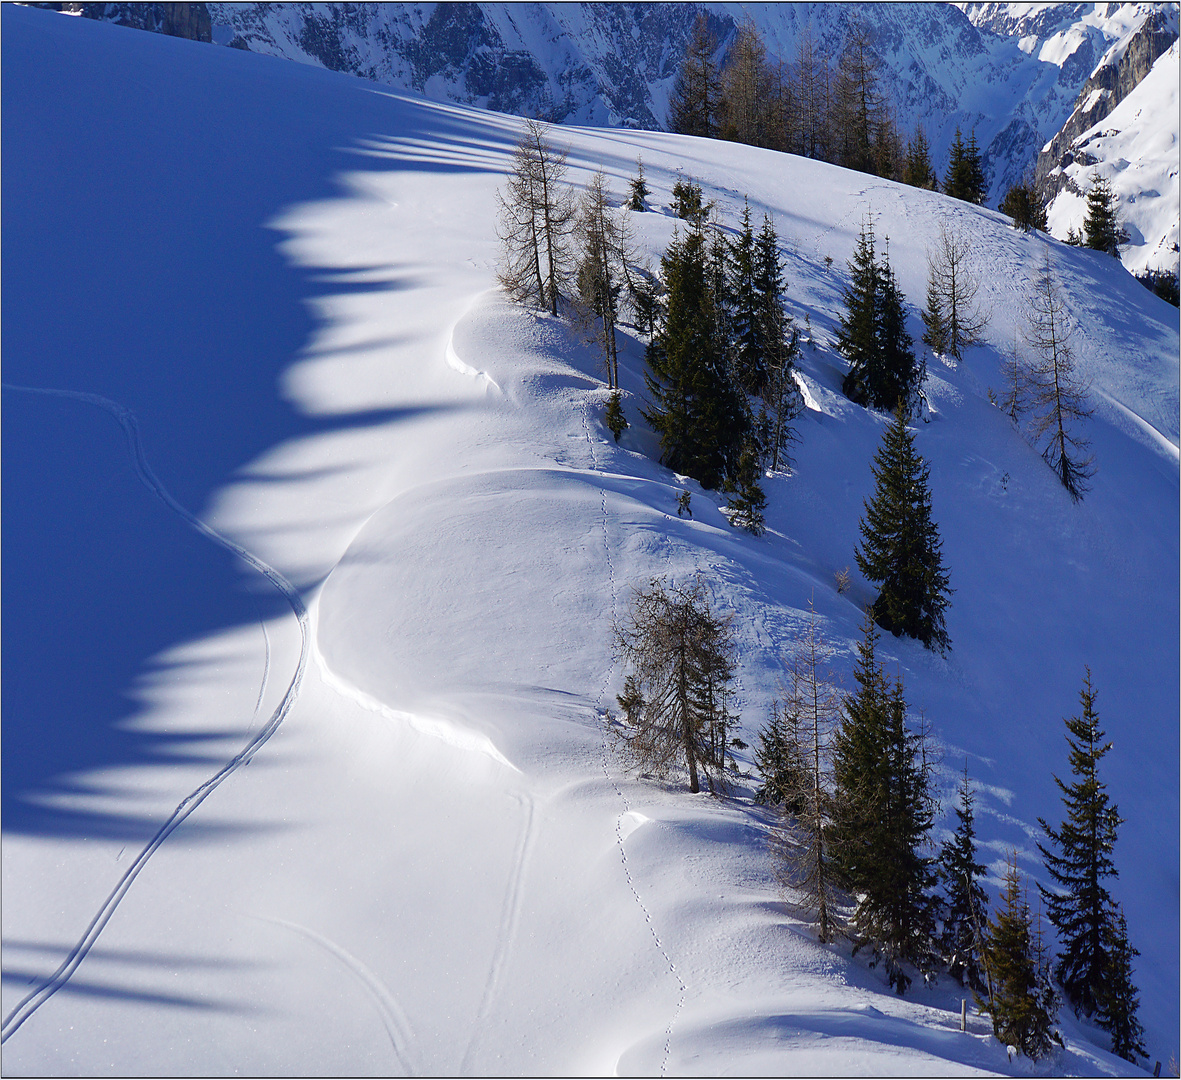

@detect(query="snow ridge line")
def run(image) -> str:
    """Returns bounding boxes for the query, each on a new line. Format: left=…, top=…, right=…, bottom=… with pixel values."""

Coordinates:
left=256, top=915, right=418, bottom=1076
left=580, top=403, right=687, bottom=1078
left=0, top=384, right=310, bottom=1044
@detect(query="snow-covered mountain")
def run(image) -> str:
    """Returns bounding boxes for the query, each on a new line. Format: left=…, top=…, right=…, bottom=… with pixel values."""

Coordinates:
left=199, top=1, right=1172, bottom=206
left=3, top=4, right=1178, bottom=1076
left=28, top=2, right=1177, bottom=213
left=1044, top=38, right=1180, bottom=273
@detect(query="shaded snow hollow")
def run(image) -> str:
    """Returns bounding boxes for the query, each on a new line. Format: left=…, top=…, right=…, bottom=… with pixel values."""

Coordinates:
left=2, top=6, right=1177, bottom=1076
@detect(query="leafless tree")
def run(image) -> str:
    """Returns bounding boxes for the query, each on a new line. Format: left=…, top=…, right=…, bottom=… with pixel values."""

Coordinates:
left=767, top=602, right=843, bottom=942
left=495, top=120, right=575, bottom=317
left=832, top=17, right=886, bottom=174
left=613, top=577, right=737, bottom=795
left=1024, top=258, right=1094, bottom=500
left=576, top=170, right=636, bottom=388
left=790, top=21, right=830, bottom=160
left=997, top=330, right=1031, bottom=426
left=921, top=222, right=988, bottom=362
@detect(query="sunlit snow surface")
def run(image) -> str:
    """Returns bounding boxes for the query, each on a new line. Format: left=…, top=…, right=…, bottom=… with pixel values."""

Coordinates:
left=3, top=7, right=1177, bottom=1076
left=1046, top=41, right=1180, bottom=276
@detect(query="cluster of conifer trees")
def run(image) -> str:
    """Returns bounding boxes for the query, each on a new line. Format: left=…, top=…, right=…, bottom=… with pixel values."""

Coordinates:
left=752, top=613, right=1146, bottom=1063
left=643, top=184, right=804, bottom=533
left=669, top=15, right=987, bottom=204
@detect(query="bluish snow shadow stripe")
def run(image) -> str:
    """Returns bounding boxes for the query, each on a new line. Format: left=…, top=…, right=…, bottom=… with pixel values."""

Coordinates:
left=1, top=384, right=310, bottom=1043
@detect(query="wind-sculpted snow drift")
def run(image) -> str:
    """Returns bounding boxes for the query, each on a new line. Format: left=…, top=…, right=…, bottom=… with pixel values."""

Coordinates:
left=2, top=5, right=1177, bottom=1075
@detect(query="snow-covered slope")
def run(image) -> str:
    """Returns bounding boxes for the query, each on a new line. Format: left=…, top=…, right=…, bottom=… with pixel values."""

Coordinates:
left=3, top=5, right=1178, bottom=1075
left=1045, top=40, right=1180, bottom=273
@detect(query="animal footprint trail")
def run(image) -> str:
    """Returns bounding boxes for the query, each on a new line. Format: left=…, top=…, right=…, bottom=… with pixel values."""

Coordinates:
left=580, top=401, right=687, bottom=1079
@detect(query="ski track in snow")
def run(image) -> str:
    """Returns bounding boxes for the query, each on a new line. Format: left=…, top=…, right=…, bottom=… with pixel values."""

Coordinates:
left=0, top=383, right=310, bottom=1044
left=459, top=790, right=537, bottom=1075
left=581, top=402, right=687, bottom=1079
left=255, top=915, right=417, bottom=1076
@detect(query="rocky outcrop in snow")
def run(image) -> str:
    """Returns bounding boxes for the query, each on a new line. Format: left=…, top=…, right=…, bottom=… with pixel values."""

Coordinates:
left=1034, top=6, right=1178, bottom=202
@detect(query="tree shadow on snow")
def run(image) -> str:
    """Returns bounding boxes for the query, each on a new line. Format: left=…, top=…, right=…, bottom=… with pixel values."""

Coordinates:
left=0, top=8, right=486, bottom=842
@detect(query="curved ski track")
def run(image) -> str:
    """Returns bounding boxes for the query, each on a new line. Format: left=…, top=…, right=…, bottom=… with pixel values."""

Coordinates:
left=1, top=384, right=310, bottom=1043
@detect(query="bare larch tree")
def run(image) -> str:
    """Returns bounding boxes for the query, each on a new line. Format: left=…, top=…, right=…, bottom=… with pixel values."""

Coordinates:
left=495, top=120, right=575, bottom=317
left=1024, top=258, right=1094, bottom=501
left=613, top=577, right=737, bottom=795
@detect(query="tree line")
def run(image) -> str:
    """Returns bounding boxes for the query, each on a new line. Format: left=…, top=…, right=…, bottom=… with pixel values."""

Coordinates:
left=669, top=15, right=988, bottom=205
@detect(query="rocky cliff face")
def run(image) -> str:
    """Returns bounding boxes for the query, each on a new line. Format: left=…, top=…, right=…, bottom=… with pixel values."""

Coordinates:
left=1034, top=6, right=1179, bottom=202
left=27, top=3, right=211, bottom=42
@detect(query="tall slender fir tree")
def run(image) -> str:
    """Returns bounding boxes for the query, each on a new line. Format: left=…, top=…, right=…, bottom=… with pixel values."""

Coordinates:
left=1037, top=668, right=1142, bottom=1056
left=938, top=764, right=990, bottom=992
left=855, top=406, right=953, bottom=652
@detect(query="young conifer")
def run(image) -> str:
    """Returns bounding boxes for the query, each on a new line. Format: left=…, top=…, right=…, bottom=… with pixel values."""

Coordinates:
left=855, top=406, right=953, bottom=653
left=980, top=854, right=1060, bottom=1059
left=628, top=157, right=649, bottom=211
left=1037, top=669, right=1135, bottom=1023
left=939, top=764, right=990, bottom=992
left=1083, top=176, right=1126, bottom=257
left=1096, top=907, right=1147, bottom=1063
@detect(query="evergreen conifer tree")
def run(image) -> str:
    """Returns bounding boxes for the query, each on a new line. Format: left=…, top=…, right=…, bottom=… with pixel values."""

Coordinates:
left=1083, top=176, right=1126, bottom=257
left=831, top=613, right=937, bottom=992
left=725, top=440, right=766, bottom=535
left=855, top=406, right=953, bottom=652
left=628, top=157, right=649, bottom=211
left=1096, top=907, right=1147, bottom=1063
left=605, top=390, right=628, bottom=442
left=754, top=701, right=806, bottom=811
left=981, top=853, right=1060, bottom=1059
left=944, top=127, right=986, bottom=204
left=939, top=764, right=990, bottom=992
left=902, top=124, right=937, bottom=189
left=644, top=225, right=748, bottom=490
left=754, top=213, right=803, bottom=470
left=1000, top=181, right=1048, bottom=232
left=838, top=222, right=920, bottom=412
left=1036, top=669, right=1129, bottom=1017
left=729, top=201, right=763, bottom=394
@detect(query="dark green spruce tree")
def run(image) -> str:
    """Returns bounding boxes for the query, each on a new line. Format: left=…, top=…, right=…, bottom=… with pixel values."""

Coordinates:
left=754, top=212, right=802, bottom=470
left=1083, top=176, right=1125, bottom=257
left=729, top=200, right=764, bottom=395
left=1037, top=668, right=1144, bottom=1061
left=839, top=221, right=920, bottom=412
left=938, top=764, right=990, bottom=992
left=831, top=612, right=937, bottom=993
left=855, top=406, right=953, bottom=652
left=944, top=127, right=986, bottom=204
left=644, top=224, right=748, bottom=490
left=1096, top=907, right=1147, bottom=1063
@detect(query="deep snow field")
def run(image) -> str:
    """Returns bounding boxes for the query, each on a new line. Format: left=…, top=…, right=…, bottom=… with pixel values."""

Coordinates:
left=3, top=7, right=1178, bottom=1077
